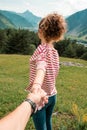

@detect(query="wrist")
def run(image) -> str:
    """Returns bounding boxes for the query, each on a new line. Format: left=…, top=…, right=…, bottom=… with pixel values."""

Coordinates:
left=24, top=99, right=36, bottom=114
left=33, top=82, right=41, bottom=87
left=30, top=85, right=41, bottom=93
left=23, top=101, right=33, bottom=114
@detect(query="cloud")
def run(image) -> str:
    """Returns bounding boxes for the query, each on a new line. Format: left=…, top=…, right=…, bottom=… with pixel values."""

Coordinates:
left=0, top=0, right=87, bottom=16
left=48, top=0, right=87, bottom=16
left=69, top=0, right=87, bottom=11
left=47, top=0, right=74, bottom=16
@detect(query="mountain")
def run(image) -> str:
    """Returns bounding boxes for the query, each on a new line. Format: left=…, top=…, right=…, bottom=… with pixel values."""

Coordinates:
left=0, top=13, right=15, bottom=28
left=0, top=10, right=41, bottom=30
left=0, top=10, right=33, bottom=29
left=1, top=8, right=87, bottom=38
left=19, top=10, right=41, bottom=30
left=66, top=9, right=87, bottom=40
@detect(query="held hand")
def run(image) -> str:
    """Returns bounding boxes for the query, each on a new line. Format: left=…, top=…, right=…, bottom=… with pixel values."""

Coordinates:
left=27, top=88, right=48, bottom=106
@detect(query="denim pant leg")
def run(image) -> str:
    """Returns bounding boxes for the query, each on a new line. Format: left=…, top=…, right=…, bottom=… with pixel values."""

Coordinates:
left=33, top=95, right=56, bottom=130
left=46, top=95, right=56, bottom=130
left=33, top=107, right=47, bottom=130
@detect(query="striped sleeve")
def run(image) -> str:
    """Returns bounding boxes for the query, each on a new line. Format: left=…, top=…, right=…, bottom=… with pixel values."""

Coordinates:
left=36, top=45, right=47, bottom=71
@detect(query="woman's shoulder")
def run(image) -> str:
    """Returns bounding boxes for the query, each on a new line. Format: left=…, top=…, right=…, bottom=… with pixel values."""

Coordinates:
left=37, top=44, right=47, bottom=54
left=30, top=44, right=47, bottom=61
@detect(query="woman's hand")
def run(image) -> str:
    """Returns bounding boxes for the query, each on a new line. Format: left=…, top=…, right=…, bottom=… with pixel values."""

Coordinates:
left=27, top=88, right=48, bottom=107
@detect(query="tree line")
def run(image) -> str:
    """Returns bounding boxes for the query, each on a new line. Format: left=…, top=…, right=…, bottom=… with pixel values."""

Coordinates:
left=0, top=29, right=39, bottom=55
left=0, top=29, right=87, bottom=60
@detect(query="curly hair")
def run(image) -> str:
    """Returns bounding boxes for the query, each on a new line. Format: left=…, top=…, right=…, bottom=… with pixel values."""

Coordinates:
left=38, top=13, right=66, bottom=42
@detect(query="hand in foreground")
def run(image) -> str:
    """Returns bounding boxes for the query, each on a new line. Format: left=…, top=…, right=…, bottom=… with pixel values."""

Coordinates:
left=27, top=88, right=48, bottom=107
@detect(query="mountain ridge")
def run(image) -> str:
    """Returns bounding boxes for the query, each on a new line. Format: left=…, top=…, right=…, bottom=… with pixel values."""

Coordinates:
left=66, top=8, right=87, bottom=41
left=0, top=12, right=15, bottom=28
left=19, top=10, right=41, bottom=29
left=0, top=9, right=87, bottom=41
left=0, top=9, right=41, bottom=30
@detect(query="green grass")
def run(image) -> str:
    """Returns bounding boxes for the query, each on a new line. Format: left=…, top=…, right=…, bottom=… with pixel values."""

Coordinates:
left=0, top=54, right=87, bottom=130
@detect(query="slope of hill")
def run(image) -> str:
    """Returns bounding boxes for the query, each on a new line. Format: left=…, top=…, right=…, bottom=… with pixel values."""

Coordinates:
left=66, top=9, right=87, bottom=40
left=19, top=10, right=41, bottom=29
left=0, top=13, right=15, bottom=28
left=0, top=10, right=33, bottom=29
left=0, top=10, right=41, bottom=30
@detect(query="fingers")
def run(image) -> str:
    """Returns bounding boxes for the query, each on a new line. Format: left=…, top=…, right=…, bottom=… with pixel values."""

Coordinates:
left=27, top=88, right=48, bottom=108
left=43, top=96, right=48, bottom=104
left=33, top=87, right=47, bottom=97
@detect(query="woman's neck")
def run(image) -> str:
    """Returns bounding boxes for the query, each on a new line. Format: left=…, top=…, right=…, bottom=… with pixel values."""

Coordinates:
left=41, top=39, right=54, bottom=48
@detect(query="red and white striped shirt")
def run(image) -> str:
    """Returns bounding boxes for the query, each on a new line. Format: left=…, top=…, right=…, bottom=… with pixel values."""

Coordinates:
left=26, top=43, right=59, bottom=97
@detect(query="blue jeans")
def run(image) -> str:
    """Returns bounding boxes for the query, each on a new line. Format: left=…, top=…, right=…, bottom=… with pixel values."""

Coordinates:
left=33, top=95, right=56, bottom=130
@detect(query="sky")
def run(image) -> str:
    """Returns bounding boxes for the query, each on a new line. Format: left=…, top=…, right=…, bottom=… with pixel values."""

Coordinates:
left=0, top=0, right=87, bottom=17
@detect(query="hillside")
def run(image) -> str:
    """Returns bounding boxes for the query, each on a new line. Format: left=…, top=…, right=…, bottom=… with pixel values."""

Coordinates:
left=0, top=10, right=33, bottom=29
left=0, top=10, right=41, bottom=30
left=66, top=9, right=87, bottom=41
left=0, top=11, right=32, bottom=28
left=0, top=13, right=15, bottom=28
left=19, top=10, right=41, bottom=30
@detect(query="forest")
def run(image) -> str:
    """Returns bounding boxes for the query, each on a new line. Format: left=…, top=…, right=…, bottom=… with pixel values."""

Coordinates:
left=0, top=28, right=87, bottom=60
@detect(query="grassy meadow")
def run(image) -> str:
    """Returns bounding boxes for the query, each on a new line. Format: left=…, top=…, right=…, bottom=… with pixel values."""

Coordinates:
left=0, top=54, right=87, bottom=130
